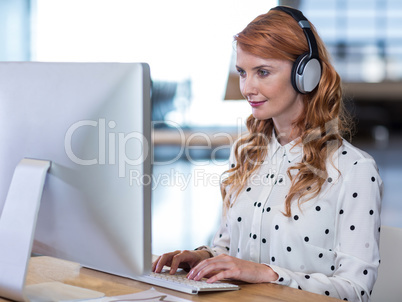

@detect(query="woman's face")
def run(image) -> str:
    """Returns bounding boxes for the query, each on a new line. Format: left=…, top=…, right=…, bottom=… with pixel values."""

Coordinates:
left=236, top=46, right=304, bottom=131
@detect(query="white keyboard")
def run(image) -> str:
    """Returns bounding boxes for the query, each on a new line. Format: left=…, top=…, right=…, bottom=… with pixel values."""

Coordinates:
left=136, top=271, right=239, bottom=294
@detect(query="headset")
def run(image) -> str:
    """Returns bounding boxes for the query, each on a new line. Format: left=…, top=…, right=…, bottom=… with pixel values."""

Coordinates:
left=271, top=6, right=322, bottom=94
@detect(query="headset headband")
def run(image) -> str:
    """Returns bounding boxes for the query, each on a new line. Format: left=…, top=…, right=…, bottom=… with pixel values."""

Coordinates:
left=271, top=6, right=319, bottom=60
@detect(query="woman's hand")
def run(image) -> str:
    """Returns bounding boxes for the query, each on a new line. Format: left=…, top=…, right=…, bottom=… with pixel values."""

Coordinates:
left=152, top=250, right=212, bottom=274
left=187, top=254, right=279, bottom=283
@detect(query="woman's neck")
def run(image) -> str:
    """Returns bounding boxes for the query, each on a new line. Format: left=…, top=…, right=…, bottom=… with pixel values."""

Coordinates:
left=274, top=125, right=299, bottom=146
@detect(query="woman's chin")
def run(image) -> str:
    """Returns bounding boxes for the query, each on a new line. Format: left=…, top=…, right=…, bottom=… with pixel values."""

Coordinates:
left=251, top=109, right=270, bottom=121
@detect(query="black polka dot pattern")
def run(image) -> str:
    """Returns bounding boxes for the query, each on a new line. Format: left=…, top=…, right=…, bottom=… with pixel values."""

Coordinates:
left=214, top=141, right=382, bottom=301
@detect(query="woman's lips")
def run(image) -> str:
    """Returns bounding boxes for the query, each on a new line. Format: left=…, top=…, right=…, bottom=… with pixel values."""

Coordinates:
left=248, top=100, right=267, bottom=107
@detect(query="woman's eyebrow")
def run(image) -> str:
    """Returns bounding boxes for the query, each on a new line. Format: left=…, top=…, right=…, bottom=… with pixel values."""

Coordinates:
left=252, top=64, right=273, bottom=70
left=235, top=64, right=274, bottom=70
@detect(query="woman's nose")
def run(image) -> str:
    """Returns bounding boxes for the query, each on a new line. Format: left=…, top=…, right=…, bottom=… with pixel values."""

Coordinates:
left=241, top=76, right=258, bottom=99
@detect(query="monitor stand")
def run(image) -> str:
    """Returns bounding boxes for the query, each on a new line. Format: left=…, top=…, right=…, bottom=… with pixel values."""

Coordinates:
left=0, top=158, right=104, bottom=302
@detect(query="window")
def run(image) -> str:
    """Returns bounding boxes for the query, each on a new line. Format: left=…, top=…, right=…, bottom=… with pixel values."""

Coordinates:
left=31, top=0, right=276, bottom=127
left=0, top=0, right=30, bottom=61
left=300, top=0, right=402, bottom=82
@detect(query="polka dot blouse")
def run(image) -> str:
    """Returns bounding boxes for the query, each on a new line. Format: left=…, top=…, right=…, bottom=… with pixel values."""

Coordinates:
left=205, top=133, right=383, bottom=302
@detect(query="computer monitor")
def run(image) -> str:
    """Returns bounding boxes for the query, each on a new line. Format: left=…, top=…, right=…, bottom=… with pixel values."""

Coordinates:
left=0, top=62, right=152, bottom=301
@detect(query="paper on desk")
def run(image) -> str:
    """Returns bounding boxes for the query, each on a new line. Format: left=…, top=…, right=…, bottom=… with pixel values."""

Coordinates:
left=87, top=287, right=191, bottom=302
left=25, top=281, right=105, bottom=301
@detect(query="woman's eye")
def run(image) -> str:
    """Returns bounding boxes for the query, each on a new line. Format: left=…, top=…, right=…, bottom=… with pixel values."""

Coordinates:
left=237, top=68, right=246, bottom=77
left=258, top=69, right=269, bottom=77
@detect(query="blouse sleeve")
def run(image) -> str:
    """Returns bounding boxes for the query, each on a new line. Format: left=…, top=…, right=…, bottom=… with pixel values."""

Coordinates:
left=200, top=145, right=238, bottom=257
left=268, top=158, right=383, bottom=302
left=203, top=212, right=231, bottom=257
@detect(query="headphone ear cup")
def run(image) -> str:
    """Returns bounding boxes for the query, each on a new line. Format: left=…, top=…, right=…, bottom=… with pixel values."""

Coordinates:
left=291, top=53, right=321, bottom=94
left=291, top=53, right=308, bottom=94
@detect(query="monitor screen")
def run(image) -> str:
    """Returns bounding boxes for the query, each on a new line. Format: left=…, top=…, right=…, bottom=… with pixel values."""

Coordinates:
left=0, top=62, right=152, bottom=299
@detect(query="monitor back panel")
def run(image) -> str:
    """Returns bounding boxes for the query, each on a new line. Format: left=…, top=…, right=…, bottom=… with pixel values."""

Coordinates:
left=0, top=62, right=152, bottom=278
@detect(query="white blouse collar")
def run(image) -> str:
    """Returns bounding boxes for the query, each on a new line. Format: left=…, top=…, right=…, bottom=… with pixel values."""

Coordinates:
left=269, top=129, right=303, bottom=163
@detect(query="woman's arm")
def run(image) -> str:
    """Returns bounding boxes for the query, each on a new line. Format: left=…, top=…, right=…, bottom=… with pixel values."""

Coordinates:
left=187, top=158, right=382, bottom=302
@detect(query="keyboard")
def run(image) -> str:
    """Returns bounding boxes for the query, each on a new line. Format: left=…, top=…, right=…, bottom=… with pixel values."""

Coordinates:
left=136, top=270, right=239, bottom=294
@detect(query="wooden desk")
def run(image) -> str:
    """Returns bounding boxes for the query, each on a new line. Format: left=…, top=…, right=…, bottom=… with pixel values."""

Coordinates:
left=4, top=256, right=340, bottom=302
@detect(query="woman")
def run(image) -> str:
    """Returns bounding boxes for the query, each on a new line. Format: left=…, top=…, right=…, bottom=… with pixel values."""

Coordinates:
left=152, top=6, right=383, bottom=301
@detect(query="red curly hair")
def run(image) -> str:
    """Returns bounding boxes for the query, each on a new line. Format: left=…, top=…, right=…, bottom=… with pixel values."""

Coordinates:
left=221, top=8, right=353, bottom=217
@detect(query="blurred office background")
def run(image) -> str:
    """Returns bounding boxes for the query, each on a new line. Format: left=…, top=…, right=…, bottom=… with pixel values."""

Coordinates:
left=1, top=0, right=401, bottom=255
